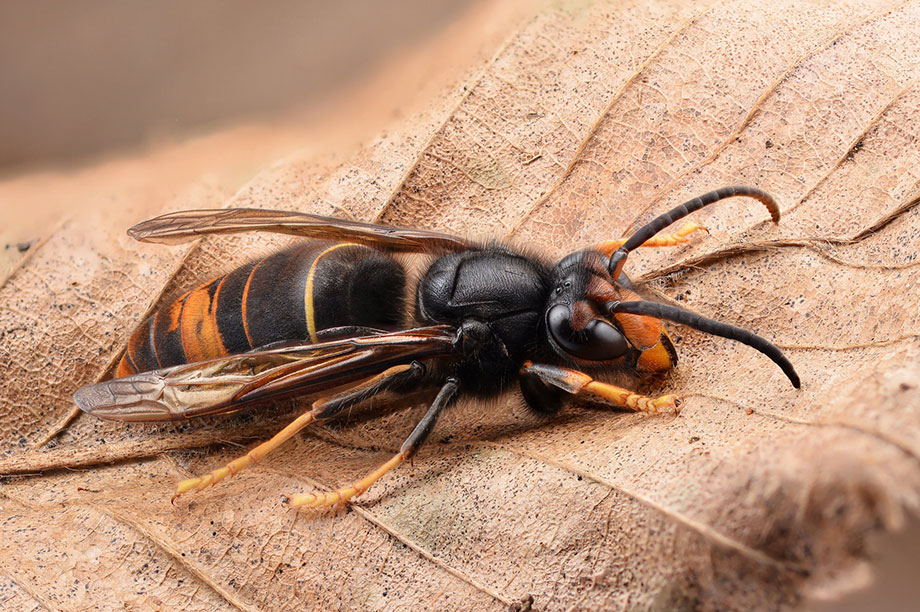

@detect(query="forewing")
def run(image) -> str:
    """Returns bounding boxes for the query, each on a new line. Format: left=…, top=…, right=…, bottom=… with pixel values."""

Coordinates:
left=73, top=326, right=456, bottom=422
left=128, top=208, right=476, bottom=252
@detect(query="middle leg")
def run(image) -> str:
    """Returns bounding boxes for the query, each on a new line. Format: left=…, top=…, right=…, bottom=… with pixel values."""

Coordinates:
left=289, top=377, right=459, bottom=508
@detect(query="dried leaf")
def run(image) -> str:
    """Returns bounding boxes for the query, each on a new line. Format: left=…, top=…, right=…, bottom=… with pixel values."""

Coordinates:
left=3, top=1, right=920, bottom=610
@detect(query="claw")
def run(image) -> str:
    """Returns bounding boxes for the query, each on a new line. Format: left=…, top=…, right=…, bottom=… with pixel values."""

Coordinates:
left=172, top=476, right=204, bottom=503
left=676, top=221, right=710, bottom=238
left=288, top=454, right=405, bottom=510
left=652, top=393, right=682, bottom=414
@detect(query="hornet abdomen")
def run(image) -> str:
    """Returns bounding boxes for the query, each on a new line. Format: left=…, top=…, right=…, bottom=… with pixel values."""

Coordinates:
left=117, top=242, right=406, bottom=376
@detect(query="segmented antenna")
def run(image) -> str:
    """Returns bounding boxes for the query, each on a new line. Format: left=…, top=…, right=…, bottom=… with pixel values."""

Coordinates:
left=608, top=300, right=800, bottom=388
left=608, top=186, right=779, bottom=279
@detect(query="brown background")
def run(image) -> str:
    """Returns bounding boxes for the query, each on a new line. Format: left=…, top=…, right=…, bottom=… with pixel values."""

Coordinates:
left=0, top=0, right=473, bottom=171
left=1, top=1, right=918, bottom=610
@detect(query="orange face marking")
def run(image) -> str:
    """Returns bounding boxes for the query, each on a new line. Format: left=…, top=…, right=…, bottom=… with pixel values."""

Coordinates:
left=635, top=339, right=675, bottom=374
left=584, top=273, right=617, bottom=303
left=607, top=287, right=661, bottom=351
left=613, top=311, right=665, bottom=351
left=569, top=301, right=595, bottom=332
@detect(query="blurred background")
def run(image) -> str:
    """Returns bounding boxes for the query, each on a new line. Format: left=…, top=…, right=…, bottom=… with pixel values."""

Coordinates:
left=0, top=0, right=530, bottom=276
left=0, top=2, right=916, bottom=609
left=0, top=0, right=474, bottom=172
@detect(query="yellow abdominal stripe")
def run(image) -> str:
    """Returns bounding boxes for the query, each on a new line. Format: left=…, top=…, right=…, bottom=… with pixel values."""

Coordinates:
left=304, top=243, right=359, bottom=343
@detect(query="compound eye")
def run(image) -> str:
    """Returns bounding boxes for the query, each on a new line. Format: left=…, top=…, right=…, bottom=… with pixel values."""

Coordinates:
left=546, top=304, right=628, bottom=361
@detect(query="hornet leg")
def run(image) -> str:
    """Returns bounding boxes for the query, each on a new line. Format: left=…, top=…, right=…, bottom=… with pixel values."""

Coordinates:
left=289, top=378, right=459, bottom=508
left=172, top=362, right=426, bottom=501
left=520, top=361, right=680, bottom=415
left=596, top=221, right=708, bottom=256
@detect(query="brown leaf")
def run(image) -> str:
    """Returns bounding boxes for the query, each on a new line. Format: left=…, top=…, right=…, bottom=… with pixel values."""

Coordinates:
left=3, top=1, right=920, bottom=610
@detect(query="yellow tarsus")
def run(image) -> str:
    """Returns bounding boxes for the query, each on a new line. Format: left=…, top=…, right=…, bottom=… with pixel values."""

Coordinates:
left=597, top=221, right=709, bottom=256
left=170, top=365, right=413, bottom=504
left=582, top=381, right=680, bottom=415
left=172, top=410, right=318, bottom=503
left=289, top=453, right=407, bottom=509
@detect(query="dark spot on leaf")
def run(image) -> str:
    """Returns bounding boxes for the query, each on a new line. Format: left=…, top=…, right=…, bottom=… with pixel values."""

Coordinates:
left=846, top=139, right=864, bottom=160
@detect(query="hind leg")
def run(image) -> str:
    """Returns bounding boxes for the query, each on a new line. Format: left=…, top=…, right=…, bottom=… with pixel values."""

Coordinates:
left=172, top=363, right=425, bottom=501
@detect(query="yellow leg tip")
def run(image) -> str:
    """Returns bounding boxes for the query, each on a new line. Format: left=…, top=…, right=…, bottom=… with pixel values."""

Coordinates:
left=287, top=454, right=403, bottom=510
left=654, top=394, right=682, bottom=414
left=633, top=393, right=682, bottom=415
left=289, top=486, right=361, bottom=509
left=289, top=491, right=344, bottom=509
left=172, top=477, right=203, bottom=503
left=172, top=465, right=237, bottom=503
left=288, top=493, right=320, bottom=508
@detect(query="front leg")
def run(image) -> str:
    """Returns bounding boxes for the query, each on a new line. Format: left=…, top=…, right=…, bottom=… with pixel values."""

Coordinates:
left=520, top=361, right=680, bottom=415
left=596, top=221, right=708, bottom=256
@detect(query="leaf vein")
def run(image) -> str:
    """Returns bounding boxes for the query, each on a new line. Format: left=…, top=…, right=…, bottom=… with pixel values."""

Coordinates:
left=269, top=466, right=514, bottom=607
left=89, top=502, right=260, bottom=612
left=687, top=392, right=920, bottom=465
left=619, top=0, right=917, bottom=235
left=505, top=0, right=723, bottom=238
left=638, top=190, right=920, bottom=281
left=472, top=441, right=809, bottom=575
